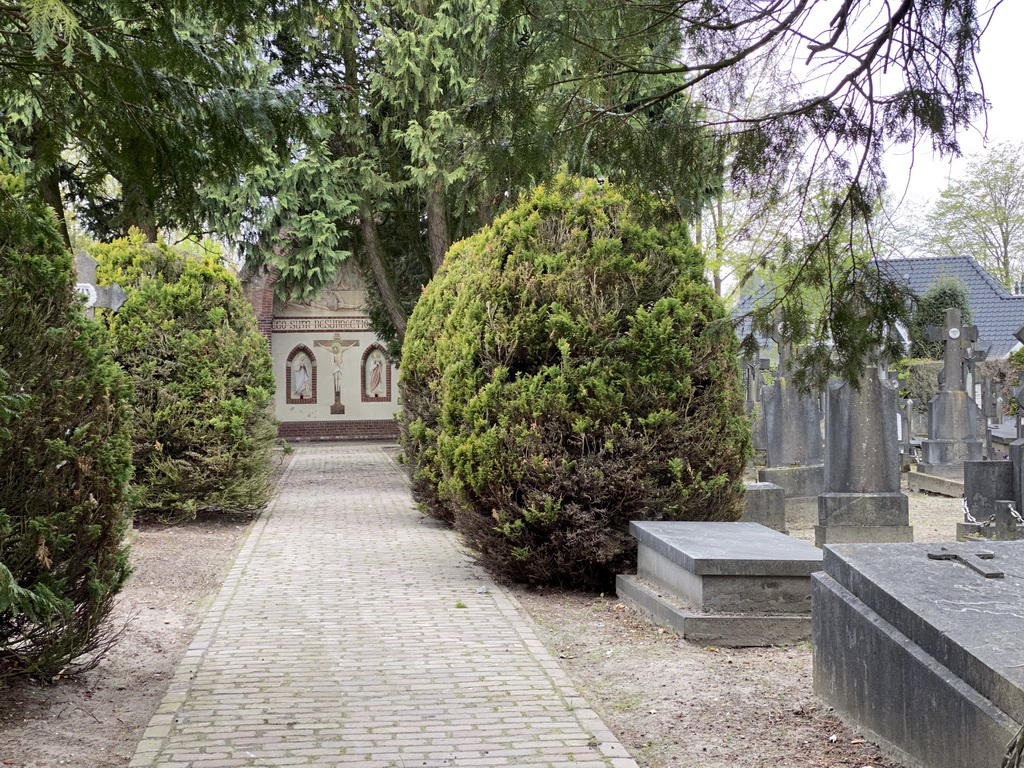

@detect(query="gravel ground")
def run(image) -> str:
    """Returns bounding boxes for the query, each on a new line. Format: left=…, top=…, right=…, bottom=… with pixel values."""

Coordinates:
left=0, top=458, right=964, bottom=768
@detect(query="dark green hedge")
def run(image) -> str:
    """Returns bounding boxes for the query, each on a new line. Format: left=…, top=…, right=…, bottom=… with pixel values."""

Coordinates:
left=0, top=172, right=133, bottom=680
left=95, top=234, right=276, bottom=520
left=401, top=176, right=750, bottom=589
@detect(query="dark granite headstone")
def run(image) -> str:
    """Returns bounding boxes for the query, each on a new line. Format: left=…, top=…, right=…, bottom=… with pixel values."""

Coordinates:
left=815, top=365, right=911, bottom=546
left=761, top=376, right=823, bottom=468
left=963, top=460, right=1015, bottom=521
left=813, top=541, right=1024, bottom=768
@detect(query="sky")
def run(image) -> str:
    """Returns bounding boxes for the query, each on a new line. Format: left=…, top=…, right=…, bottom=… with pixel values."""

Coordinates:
left=883, top=1, right=1022, bottom=211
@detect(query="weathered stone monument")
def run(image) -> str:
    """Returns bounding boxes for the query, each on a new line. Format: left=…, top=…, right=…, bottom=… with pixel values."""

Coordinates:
left=815, top=363, right=912, bottom=546
left=760, top=336, right=824, bottom=470
left=958, top=460, right=1024, bottom=540
left=917, top=308, right=983, bottom=479
left=813, top=541, right=1024, bottom=768
left=757, top=332, right=824, bottom=529
left=742, top=355, right=770, bottom=453
left=740, top=482, right=787, bottom=533
left=616, top=521, right=822, bottom=646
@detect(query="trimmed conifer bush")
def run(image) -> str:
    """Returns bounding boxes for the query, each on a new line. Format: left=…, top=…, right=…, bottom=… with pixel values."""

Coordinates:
left=908, top=276, right=973, bottom=359
left=400, top=176, right=750, bottom=589
left=94, top=234, right=276, bottom=520
left=0, top=172, right=133, bottom=680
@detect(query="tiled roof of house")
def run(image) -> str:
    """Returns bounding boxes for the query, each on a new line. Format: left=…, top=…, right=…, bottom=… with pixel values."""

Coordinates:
left=880, top=255, right=1024, bottom=358
left=732, top=255, right=1024, bottom=358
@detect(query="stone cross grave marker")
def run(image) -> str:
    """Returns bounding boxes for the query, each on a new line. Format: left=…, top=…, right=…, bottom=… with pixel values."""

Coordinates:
left=927, top=307, right=977, bottom=392
left=74, top=252, right=128, bottom=318
left=962, top=342, right=986, bottom=399
left=314, top=335, right=359, bottom=414
left=767, top=319, right=795, bottom=375
left=742, top=355, right=770, bottom=415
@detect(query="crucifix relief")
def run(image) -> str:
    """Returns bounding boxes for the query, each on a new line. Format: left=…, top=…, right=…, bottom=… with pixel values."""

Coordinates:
left=314, top=335, right=359, bottom=414
left=927, top=308, right=977, bottom=393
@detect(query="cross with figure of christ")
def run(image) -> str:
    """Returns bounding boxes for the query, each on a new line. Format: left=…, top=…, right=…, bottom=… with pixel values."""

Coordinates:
left=926, top=308, right=977, bottom=393
left=315, top=335, right=359, bottom=414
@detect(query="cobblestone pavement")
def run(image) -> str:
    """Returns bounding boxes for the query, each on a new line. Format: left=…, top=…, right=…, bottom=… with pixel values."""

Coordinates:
left=130, top=443, right=637, bottom=768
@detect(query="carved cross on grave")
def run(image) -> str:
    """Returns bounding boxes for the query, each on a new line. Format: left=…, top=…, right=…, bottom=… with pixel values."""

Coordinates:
left=74, top=253, right=128, bottom=319
left=314, top=335, right=359, bottom=415
left=767, top=318, right=794, bottom=376
left=927, top=547, right=1004, bottom=578
left=743, top=356, right=771, bottom=408
left=927, top=308, right=977, bottom=393
left=962, top=342, right=987, bottom=397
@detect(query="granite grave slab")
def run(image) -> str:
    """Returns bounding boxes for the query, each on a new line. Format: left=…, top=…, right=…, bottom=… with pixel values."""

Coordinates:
left=813, top=541, right=1024, bottom=768
left=617, top=522, right=823, bottom=646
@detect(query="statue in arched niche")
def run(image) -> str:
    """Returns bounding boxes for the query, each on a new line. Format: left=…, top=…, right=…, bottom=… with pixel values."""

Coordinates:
left=291, top=351, right=312, bottom=399
left=365, top=348, right=388, bottom=399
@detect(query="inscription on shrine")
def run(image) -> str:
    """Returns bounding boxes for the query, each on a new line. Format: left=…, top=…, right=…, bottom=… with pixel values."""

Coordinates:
left=273, top=317, right=371, bottom=332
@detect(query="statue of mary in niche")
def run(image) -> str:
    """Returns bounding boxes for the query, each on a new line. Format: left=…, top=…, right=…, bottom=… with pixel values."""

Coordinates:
left=292, top=352, right=311, bottom=399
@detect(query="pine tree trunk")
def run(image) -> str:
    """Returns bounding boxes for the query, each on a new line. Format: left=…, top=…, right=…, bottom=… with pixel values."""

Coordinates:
left=121, top=178, right=158, bottom=242
left=39, top=170, right=71, bottom=249
left=359, top=207, right=408, bottom=340
left=426, top=181, right=450, bottom=272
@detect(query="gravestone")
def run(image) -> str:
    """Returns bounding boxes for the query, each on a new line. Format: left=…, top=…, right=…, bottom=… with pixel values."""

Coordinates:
left=958, top=461, right=1023, bottom=540
left=616, top=522, right=822, bottom=646
left=898, top=397, right=915, bottom=467
left=961, top=341, right=986, bottom=402
left=815, top=363, right=912, bottom=546
left=918, top=308, right=983, bottom=479
left=73, top=252, right=128, bottom=318
left=757, top=332, right=824, bottom=530
left=813, top=541, right=1024, bottom=768
left=761, top=338, right=823, bottom=469
left=742, top=355, right=770, bottom=452
left=740, top=482, right=787, bottom=533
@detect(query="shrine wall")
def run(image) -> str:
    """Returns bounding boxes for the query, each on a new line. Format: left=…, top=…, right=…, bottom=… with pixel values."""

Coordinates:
left=246, top=261, right=401, bottom=441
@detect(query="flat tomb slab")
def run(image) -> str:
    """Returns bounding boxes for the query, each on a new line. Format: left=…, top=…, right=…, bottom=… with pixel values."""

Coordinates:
left=814, top=541, right=1024, bottom=768
left=629, top=521, right=823, bottom=577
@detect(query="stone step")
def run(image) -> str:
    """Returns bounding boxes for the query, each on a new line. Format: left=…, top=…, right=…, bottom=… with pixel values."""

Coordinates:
left=906, top=469, right=964, bottom=497
left=616, top=575, right=812, bottom=647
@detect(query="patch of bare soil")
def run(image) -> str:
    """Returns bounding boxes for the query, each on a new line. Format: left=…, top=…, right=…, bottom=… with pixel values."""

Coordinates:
left=510, top=488, right=962, bottom=768
left=0, top=457, right=961, bottom=768
left=0, top=451, right=290, bottom=768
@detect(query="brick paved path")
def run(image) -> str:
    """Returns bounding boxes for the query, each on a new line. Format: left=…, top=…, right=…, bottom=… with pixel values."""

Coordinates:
left=130, top=443, right=638, bottom=768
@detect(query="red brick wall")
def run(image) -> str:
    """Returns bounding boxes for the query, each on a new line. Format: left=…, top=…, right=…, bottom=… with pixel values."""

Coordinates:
left=242, top=268, right=278, bottom=343
left=278, top=420, right=400, bottom=441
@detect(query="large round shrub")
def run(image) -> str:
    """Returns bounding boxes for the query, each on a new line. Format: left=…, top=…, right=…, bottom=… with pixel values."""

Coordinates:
left=401, top=176, right=750, bottom=589
left=94, top=234, right=276, bottom=520
left=0, top=173, right=133, bottom=680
